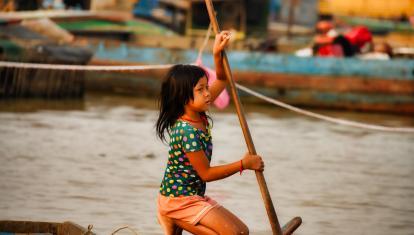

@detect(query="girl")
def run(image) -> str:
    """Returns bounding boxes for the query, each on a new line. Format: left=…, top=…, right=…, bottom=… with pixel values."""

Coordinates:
left=156, top=31, right=264, bottom=235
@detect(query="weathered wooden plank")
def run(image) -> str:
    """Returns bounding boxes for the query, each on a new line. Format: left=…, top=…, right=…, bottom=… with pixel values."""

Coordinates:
left=57, top=222, right=90, bottom=235
left=235, top=72, right=414, bottom=95
left=0, top=221, right=92, bottom=235
left=238, top=87, right=414, bottom=113
left=0, top=221, right=59, bottom=234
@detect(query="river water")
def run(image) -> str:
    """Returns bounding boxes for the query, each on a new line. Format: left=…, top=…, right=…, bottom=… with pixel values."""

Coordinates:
left=1, top=94, right=413, bottom=235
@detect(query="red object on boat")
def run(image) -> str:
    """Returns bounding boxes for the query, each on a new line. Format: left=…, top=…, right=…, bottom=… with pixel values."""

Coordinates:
left=345, top=26, right=372, bottom=49
left=316, top=44, right=344, bottom=57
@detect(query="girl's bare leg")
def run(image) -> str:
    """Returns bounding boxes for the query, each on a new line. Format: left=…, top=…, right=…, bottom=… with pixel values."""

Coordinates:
left=158, top=213, right=215, bottom=235
left=198, top=206, right=249, bottom=235
left=174, top=220, right=218, bottom=235
left=159, top=206, right=247, bottom=235
left=158, top=213, right=183, bottom=235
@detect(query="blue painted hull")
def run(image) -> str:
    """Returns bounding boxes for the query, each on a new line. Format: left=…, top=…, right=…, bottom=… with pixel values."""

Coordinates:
left=92, top=43, right=414, bottom=80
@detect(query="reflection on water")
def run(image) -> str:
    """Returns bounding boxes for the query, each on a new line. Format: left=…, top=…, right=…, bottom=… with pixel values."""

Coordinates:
left=0, top=94, right=414, bottom=235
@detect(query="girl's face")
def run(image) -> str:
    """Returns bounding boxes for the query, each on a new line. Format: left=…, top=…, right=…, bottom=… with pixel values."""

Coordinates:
left=187, top=76, right=211, bottom=112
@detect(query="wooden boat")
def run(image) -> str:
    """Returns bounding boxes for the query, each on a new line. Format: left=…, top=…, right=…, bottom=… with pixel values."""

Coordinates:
left=87, top=43, right=414, bottom=114
left=0, top=220, right=94, bottom=235
left=0, top=22, right=92, bottom=98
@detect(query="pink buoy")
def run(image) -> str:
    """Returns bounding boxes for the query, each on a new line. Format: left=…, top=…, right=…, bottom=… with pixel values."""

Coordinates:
left=195, top=58, right=230, bottom=109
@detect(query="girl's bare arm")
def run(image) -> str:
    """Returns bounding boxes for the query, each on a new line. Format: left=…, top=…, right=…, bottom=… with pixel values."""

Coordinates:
left=209, top=31, right=231, bottom=101
left=186, top=150, right=264, bottom=182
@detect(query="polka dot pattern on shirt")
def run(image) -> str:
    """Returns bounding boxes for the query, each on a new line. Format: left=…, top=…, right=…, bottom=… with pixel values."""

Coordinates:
left=159, top=120, right=213, bottom=197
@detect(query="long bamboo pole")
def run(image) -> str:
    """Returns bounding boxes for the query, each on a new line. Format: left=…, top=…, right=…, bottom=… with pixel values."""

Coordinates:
left=204, top=1, right=283, bottom=234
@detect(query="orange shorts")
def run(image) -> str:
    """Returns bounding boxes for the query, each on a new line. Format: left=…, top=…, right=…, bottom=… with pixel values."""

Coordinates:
left=157, top=194, right=221, bottom=225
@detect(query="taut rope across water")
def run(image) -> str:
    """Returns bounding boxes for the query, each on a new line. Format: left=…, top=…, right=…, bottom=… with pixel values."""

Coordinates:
left=0, top=61, right=173, bottom=71
left=236, top=84, right=414, bottom=133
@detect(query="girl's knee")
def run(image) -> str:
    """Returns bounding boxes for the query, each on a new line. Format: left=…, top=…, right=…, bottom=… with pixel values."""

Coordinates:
left=224, top=223, right=249, bottom=235
left=157, top=213, right=179, bottom=235
left=234, top=224, right=249, bottom=235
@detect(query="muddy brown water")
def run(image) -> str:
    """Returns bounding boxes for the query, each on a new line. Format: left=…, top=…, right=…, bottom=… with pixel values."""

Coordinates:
left=1, top=94, right=413, bottom=235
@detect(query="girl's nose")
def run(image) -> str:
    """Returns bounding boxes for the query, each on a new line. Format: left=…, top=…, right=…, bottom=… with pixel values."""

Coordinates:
left=204, top=89, right=210, bottom=97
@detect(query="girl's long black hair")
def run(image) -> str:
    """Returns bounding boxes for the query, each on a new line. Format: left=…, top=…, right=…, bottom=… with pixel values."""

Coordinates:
left=156, top=64, right=209, bottom=142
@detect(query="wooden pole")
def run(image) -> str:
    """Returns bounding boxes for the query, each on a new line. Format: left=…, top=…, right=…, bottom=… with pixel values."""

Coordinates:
left=204, top=1, right=283, bottom=234
left=282, top=217, right=302, bottom=235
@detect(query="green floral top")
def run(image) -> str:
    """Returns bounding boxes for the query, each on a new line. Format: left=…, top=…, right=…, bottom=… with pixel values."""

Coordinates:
left=159, top=120, right=212, bottom=197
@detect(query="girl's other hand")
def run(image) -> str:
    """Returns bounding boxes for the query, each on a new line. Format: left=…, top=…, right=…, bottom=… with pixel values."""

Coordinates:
left=213, top=31, right=232, bottom=55
left=242, top=153, right=264, bottom=172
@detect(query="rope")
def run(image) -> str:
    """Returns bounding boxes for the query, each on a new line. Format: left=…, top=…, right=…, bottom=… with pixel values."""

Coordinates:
left=111, top=225, right=139, bottom=235
left=236, top=83, right=414, bottom=133
left=197, top=23, right=213, bottom=61
left=0, top=61, right=173, bottom=71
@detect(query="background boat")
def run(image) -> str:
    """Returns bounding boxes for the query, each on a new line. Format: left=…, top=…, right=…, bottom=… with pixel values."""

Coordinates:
left=84, top=43, right=414, bottom=114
